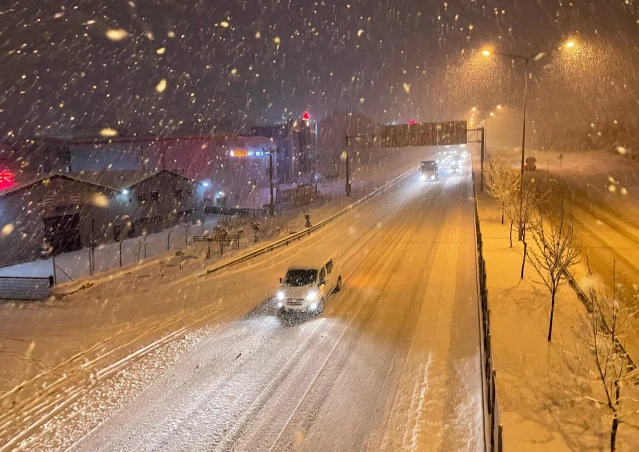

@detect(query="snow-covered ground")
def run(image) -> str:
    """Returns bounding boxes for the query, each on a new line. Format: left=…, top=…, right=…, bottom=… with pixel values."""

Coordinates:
left=477, top=188, right=639, bottom=451
left=0, top=220, right=220, bottom=282
left=0, top=147, right=431, bottom=285
left=0, top=153, right=485, bottom=451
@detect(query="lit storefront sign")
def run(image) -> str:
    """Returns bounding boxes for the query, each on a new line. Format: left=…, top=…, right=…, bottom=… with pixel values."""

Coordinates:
left=0, top=170, right=15, bottom=190
left=40, top=193, right=90, bottom=207
left=230, top=150, right=267, bottom=157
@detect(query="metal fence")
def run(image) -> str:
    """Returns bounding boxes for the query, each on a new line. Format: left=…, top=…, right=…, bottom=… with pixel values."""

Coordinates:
left=49, top=221, right=218, bottom=284
left=472, top=174, right=503, bottom=452
left=0, top=276, right=54, bottom=300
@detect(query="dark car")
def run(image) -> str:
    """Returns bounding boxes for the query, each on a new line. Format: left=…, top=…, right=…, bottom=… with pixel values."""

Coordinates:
left=524, top=157, right=537, bottom=171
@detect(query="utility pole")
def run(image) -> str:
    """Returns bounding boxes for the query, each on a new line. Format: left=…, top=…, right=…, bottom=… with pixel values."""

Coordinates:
left=344, top=134, right=351, bottom=196
left=518, top=57, right=529, bottom=240
left=266, top=148, right=278, bottom=217
left=480, top=127, right=486, bottom=191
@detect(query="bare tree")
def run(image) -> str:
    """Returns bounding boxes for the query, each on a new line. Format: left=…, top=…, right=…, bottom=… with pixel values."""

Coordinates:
left=485, top=157, right=520, bottom=229
left=516, top=179, right=550, bottom=279
left=572, top=262, right=639, bottom=452
left=527, top=203, right=580, bottom=341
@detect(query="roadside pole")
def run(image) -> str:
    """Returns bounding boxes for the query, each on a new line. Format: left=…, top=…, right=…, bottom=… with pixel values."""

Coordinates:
left=345, top=135, right=351, bottom=196
left=266, top=148, right=278, bottom=217
left=480, top=127, right=486, bottom=191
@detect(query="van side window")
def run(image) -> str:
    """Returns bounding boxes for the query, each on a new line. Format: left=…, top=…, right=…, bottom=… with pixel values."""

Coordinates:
left=326, top=260, right=333, bottom=274
left=319, top=267, right=326, bottom=283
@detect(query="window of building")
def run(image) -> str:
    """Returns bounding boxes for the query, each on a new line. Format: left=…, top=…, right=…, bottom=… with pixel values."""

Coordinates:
left=151, top=191, right=160, bottom=201
left=137, top=193, right=148, bottom=204
left=175, top=189, right=183, bottom=199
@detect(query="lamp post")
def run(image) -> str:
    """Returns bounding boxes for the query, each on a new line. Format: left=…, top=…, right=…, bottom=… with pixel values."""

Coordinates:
left=483, top=40, right=576, bottom=239
left=483, top=51, right=530, bottom=239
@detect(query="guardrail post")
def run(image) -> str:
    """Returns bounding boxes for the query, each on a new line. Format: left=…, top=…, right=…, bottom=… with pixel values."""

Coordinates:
left=119, top=240, right=124, bottom=267
left=52, top=256, right=57, bottom=285
left=49, top=275, right=54, bottom=287
left=167, top=228, right=173, bottom=251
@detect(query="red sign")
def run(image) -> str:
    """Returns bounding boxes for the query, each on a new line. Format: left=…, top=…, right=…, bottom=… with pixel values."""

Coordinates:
left=0, top=170, right=15, bottom=190
left=408, top=120, right=417, bottom=125
left=302, top=111, right=310, bottom=121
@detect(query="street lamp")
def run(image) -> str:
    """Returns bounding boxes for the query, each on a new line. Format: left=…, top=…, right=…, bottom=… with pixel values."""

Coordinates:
left=482, top=40, right=576, bottom=238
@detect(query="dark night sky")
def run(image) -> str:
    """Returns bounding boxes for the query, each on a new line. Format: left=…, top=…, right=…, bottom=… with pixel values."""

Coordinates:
left=1, top=0, right=639, bottom=138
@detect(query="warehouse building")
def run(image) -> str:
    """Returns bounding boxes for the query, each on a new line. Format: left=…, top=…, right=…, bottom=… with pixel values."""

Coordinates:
left=38, top=133, right=277, bottom=210
left=0, top=169, right=203, bottom=267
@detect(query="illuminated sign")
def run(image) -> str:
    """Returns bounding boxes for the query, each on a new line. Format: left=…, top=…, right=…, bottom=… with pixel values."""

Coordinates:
left=40, top=193, right=89, bottom=207
left=0, top=170, right=15, bottom=190
left=230, top=150, right=267, bottom=157
left=303, top=111, right=310, bottom=121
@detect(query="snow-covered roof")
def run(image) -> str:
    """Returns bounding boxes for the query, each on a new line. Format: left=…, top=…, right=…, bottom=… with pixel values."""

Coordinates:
left=0, top=169, right=199, bottom=198
left=287, top=252, right=333, bottom=270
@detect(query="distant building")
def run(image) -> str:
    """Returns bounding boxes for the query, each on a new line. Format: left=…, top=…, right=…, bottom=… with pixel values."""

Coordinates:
left=251, top=114, right=317, bottom=183
left=26, top=134, right=277, bottom=210
left=0, top=169, right=203, bottom=266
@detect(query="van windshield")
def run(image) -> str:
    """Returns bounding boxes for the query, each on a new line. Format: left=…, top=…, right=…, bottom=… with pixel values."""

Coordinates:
left=421, top=161, right=437, bottom=172
left=285, top=269, right=317, bottom=286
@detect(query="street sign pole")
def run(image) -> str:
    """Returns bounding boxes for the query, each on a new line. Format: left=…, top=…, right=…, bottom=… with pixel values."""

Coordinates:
left=345, top=134, right=351, bottom=196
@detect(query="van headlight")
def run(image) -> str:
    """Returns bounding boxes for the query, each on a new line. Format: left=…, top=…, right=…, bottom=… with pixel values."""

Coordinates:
left=276, top=291, right=285, bottom=301
left=306, top=291, right=318, bottom=301
left=420, top=174, right=426, bottom=181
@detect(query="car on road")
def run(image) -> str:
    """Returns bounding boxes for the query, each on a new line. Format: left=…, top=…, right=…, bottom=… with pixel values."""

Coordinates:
left=276, top=254, right=342, bottom=314
left=450, top=163, right=460, bottom=175
left=420, top=160, right=438, bottom=181
left=525, top=157, right=537, bottom=171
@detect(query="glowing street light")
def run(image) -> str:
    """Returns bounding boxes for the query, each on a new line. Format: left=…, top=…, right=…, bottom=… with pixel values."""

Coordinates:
left=496, top=105, right=502, bottom=110
left=481, top=39, right=580, bottom=239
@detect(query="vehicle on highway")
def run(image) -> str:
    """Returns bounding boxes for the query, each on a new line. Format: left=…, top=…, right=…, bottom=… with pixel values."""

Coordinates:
left=420, top=160, right=438, bottom=181
left=525, top=157, right=537, bottom=171
left=276, top=254, right=342, bottom=314
left=450, top=163, right=460, bottom=175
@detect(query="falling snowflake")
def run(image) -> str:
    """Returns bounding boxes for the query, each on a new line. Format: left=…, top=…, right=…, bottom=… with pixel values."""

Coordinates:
left=156, top=79, right=167, bottom=93
left=105, top=29, right=129, bottom=41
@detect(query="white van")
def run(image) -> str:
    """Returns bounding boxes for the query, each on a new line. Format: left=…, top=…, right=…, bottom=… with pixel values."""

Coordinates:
left=276, top=255, right=342, bottom=314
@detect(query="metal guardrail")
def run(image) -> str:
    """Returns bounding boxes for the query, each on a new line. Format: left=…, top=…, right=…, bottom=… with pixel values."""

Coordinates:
left=472, top=172, right=503, bottom=452
left=0, top=276, right=54, bottom=300
left=201, top=166, right=418, bottom=277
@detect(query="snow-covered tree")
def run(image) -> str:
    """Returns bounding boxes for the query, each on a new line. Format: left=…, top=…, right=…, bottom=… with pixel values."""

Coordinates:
left=517, top=178, right=550, bottom=279
left=527, top=202, right=580, bottom=341
left=573, top=262, right=639, bottom=452
left=485, top=157, right=520, bottom=242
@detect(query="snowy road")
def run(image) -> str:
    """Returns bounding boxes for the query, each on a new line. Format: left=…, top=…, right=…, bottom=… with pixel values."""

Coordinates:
left=1, top=166, right=484, bottom=451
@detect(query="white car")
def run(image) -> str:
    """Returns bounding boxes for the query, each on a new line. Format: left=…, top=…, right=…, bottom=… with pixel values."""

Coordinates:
left=276, top=255, right=342, bottom=314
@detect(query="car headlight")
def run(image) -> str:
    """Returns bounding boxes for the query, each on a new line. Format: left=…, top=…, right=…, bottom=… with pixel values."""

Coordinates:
left=306, top=291, right=318, bottom=301
left=431, top=175, right=435, bottom=180
left=277, top=302, right=284, bottom=308
left=420, top=174, right=426, bottom=181
left=310, top=303, right=318, bottom=310
left=276, top=291, right=285, bottom=301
